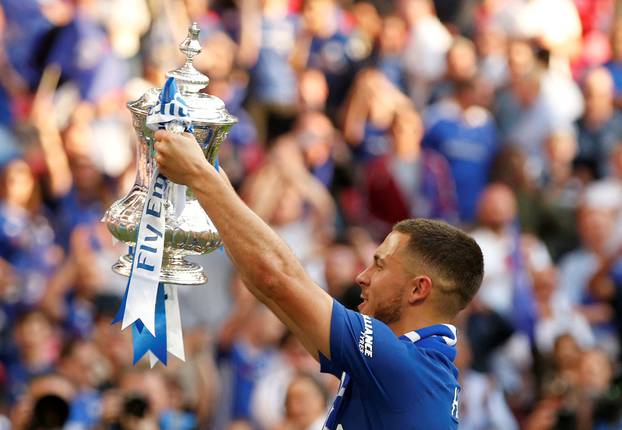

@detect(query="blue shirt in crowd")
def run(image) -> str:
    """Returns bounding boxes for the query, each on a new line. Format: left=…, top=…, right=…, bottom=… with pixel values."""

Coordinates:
left=308, top=31, right=359, bottom=113
left=44, top=12, right=128, bottom=102
left=249, top=15, right=299, bottom=105
left=219, top=341, right=276, bottom=421
left=1, top=0, right=53, bottom=87
left=423, top=101, right=498, bottom=222
left=319, top=300, right=461, bottom=430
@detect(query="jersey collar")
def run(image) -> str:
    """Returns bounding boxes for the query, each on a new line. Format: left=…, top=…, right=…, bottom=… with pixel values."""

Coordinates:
left=400, top=324, right=457, bottom=362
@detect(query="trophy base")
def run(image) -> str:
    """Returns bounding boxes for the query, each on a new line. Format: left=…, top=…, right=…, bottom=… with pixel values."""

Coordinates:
left=112, top=253, right=208, bottom=285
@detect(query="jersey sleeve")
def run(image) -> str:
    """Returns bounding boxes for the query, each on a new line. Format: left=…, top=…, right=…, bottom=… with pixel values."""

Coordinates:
left=319, top=299, right=414, bottom=406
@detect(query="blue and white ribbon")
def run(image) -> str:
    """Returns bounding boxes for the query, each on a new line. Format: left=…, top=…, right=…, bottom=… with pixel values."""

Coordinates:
left=113, top=77, right=191, bottom=366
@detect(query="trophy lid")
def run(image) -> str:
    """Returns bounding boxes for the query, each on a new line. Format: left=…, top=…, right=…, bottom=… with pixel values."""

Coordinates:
left=128, top=23, right=236, bottom=126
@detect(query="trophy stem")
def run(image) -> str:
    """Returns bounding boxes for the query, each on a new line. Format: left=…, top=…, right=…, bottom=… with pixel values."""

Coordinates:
left=112, top=253, right=208, bottom=286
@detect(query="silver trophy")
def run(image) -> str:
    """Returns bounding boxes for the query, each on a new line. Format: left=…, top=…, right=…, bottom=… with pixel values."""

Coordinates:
left=102, top=23, right=237, bottom=285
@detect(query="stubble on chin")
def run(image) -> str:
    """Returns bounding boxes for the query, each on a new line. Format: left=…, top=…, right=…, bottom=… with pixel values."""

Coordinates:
left=372, top=293, right=403, bottom=325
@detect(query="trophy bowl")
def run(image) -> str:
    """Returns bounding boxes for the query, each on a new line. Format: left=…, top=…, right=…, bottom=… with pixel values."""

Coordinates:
left=102, top=23, right=237, bottom=285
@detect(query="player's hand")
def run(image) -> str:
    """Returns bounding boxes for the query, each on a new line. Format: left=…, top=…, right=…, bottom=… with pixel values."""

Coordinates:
left=154, top=130, right=214, bottom=187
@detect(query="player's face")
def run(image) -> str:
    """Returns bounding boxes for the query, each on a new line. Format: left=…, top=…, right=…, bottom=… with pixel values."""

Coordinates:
left=355, top=231, right=412, bottom=325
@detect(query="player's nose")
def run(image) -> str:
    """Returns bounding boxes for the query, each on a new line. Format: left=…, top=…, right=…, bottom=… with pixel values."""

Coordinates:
left=355, top=266, right=371, bottom=288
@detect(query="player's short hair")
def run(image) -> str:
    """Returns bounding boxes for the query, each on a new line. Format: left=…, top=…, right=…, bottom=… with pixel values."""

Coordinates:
left=393, top=219, right=484, bottom=315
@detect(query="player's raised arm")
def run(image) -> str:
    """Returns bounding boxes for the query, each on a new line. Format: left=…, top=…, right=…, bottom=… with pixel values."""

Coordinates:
left=154, top=130, right=333, bottom=360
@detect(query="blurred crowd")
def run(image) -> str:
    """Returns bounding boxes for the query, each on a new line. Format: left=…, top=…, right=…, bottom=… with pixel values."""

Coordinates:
left=1, top=0, right=622, bottom=428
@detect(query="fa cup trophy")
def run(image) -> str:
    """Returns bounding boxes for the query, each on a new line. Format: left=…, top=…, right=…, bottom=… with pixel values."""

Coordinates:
left=102, top=23, right=236, bottom=365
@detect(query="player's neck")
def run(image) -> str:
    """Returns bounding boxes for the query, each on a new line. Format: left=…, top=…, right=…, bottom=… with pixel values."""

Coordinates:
left=388, top=310, right=452, bottom=337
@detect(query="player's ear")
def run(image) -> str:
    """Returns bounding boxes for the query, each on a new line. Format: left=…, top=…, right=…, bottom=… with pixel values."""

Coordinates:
left=407, top=275, right=432, bottom=305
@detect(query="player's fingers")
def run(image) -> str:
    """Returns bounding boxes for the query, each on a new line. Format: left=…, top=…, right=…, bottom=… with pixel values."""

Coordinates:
left=154, top=129, right=168, bottom=141
left=154, top=139, right=167, bottom=155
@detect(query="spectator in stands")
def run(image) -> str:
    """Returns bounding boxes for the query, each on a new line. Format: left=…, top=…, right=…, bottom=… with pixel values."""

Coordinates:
left=423, top=77, right=499, bottom=223
left=363, top=108, right=457, bottom=238
left=575, top=67, right=622, bottom=179
left=273, top=373, right=328, bottom=430
left=238, top=0, right=299, bottom=143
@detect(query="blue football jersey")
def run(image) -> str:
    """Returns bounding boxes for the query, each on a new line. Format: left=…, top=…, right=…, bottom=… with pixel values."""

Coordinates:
left=319, top=300, right=461, bottom=430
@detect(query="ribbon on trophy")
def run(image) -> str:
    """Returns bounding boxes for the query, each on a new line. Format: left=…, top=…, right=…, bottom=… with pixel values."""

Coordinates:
left=113, top=77, right=191, bottom=367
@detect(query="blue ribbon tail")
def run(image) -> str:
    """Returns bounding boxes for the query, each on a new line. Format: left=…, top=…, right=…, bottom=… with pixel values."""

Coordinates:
left=131, top=282, right=168, bottom=365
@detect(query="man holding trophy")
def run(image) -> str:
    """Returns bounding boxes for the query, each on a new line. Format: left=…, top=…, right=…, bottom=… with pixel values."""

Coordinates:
left=153, top=115, right=484, bottom=428
left=96, top=20, right=484, bottom=428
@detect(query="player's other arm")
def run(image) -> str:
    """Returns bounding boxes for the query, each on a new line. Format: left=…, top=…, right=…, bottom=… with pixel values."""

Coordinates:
left=154, top=130, right=333, bottom=360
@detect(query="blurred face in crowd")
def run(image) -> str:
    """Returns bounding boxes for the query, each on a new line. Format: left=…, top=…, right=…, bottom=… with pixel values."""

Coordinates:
left=577, top=207, right=615, bottom=253
left=476, top=183, right=517, bottom=232
left=379, top=16, right=408, bottom=56
left=446, top=38, right=478, bottom=81
left=532, top=266, right=558, bottom=304
left=271, top=183, right=304, bottom=225
left=545, top=130, right=577, bottom=172
left=303, top=0, right=337, bottom=35
left=355, top=231, right=413, bottom=324
left=298, top=69, right=329, bottom=111
left=285, top=375, right=326, bottom=427
left=508, top=40, right=536, bottom=79
left=390, top=109, right=423, bottom=161
left=59, top=341, right=108, bottom=390
left=70, top=154, right=103, bottom=195
left=1, top=159, right=36, bottom=209
left=14, top=311, right=54, bottom=357
left=296, top=112, right=334, bottom=168
left=583, top=68, right=615, bottom=121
